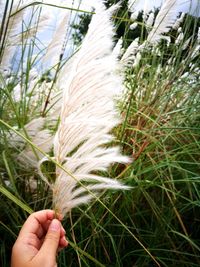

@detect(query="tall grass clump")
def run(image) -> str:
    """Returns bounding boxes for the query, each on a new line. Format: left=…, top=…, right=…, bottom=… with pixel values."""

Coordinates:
left=0, top=0, right=200, bottom=266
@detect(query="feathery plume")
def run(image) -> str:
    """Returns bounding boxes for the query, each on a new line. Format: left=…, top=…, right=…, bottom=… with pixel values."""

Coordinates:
left=50, top=3, right=130, bottom=216
left=130, top=22, right=138, bottom=30
left=147, top=0, right=181, bottom=44
left=128, top=0, right=164, bottom=19
left=9, top=118, right=53, bottom=168
left=43, top=11, right=70, bottom=66
left=112, top=37, right=123, bottom=59
left=0, top=1, right=26, bottom=67
left=0, top=1, right=53, bottom=68
left=172, top=12, right=185, bottom=30
left=17, top=128, right=53, bottom=168
left=146, top=12, right=155, bottom=28
left=121, top=37, right=140, bottom=66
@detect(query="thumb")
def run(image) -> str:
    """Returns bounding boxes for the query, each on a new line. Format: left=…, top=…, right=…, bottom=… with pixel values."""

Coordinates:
left=39, top=219, right=61, bottom=258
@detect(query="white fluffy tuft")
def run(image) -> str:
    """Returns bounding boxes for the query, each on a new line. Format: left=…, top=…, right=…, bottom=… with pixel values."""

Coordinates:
left=43, top=11, right=70, bottom=66
left=147, top=0, right=182, bottom=44
left=52, top=3, right=131, bottom=215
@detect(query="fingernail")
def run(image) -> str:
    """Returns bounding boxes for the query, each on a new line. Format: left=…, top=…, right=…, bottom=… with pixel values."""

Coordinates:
left=62, top=226, right=66, bottom=234
left=63, top=236, right=68, bottom=246
left=49, top=219, right=60, bottom=231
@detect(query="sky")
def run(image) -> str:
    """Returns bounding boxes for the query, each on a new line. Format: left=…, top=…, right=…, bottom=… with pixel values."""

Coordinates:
left=67, top=0, right=200, bottom=17
left=128, top=0, right=200, bottom=17
left=1, top=0, right=200, bottom=70
left=5, top=0, right=200, bottom=18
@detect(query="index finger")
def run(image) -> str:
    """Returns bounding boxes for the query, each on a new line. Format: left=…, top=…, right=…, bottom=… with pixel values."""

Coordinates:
left=18, top=210, right=56, bottom=237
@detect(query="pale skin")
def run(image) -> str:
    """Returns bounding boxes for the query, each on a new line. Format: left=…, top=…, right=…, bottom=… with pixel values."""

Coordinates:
left=11, top=210, right=68, bottom=267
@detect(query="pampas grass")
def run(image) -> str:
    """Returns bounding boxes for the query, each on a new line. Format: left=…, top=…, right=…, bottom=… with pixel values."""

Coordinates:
left=51, top=3, right=130, bottom=215
left=4, top=2, right=131, bottom=216
left=42, top=11, right=70, bottom=66
left=0, top=1, right=53, bottom=68
left=147, top=0, right=181, bottom=43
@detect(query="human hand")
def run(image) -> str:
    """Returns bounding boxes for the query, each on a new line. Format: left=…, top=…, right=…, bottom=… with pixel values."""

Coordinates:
left=11, top=210, right=68, bottom=267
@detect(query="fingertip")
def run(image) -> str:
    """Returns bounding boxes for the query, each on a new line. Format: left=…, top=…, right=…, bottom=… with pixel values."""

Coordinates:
left=31, top=209, right=55, bottom=222
left=59, top=236, right=68, bottom=248
left=46, top=210, right=56, bottom=220
left=57, top=213, right=64, bottom=221
left=61, top=226, right=66, bottom=236
left=49, top=219, right=61, bottom=232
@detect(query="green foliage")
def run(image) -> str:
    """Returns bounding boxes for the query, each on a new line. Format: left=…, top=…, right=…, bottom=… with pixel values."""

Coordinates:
left=72, top=12, right=92, bottom=46
left=0, top=1, right=200, bottom=267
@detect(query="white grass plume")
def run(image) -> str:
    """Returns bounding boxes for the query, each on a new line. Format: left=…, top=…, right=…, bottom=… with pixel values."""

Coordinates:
left=51, top=3, right=131, bottom=216
left=0, top=2, right=26, bottom=67
left=17, top=128, right=53, bottom=168
left=147, top=0, right=181, bottom=44
left=121, top=37, right=140, bottom=66
left=172, top=12, right=185, bottom=30
left=1, top=2, right=53, bottom=67
left=112, top=37, right=123, bottom=59
left=9, top=118, right=53, bottom=168
left=128, top=0, right=164, bottom=19
left=43, top=11, right=70, bottom=66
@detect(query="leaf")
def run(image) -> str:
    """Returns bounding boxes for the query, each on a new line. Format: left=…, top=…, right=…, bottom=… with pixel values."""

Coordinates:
left=0, top=185, right=33, bottom=214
